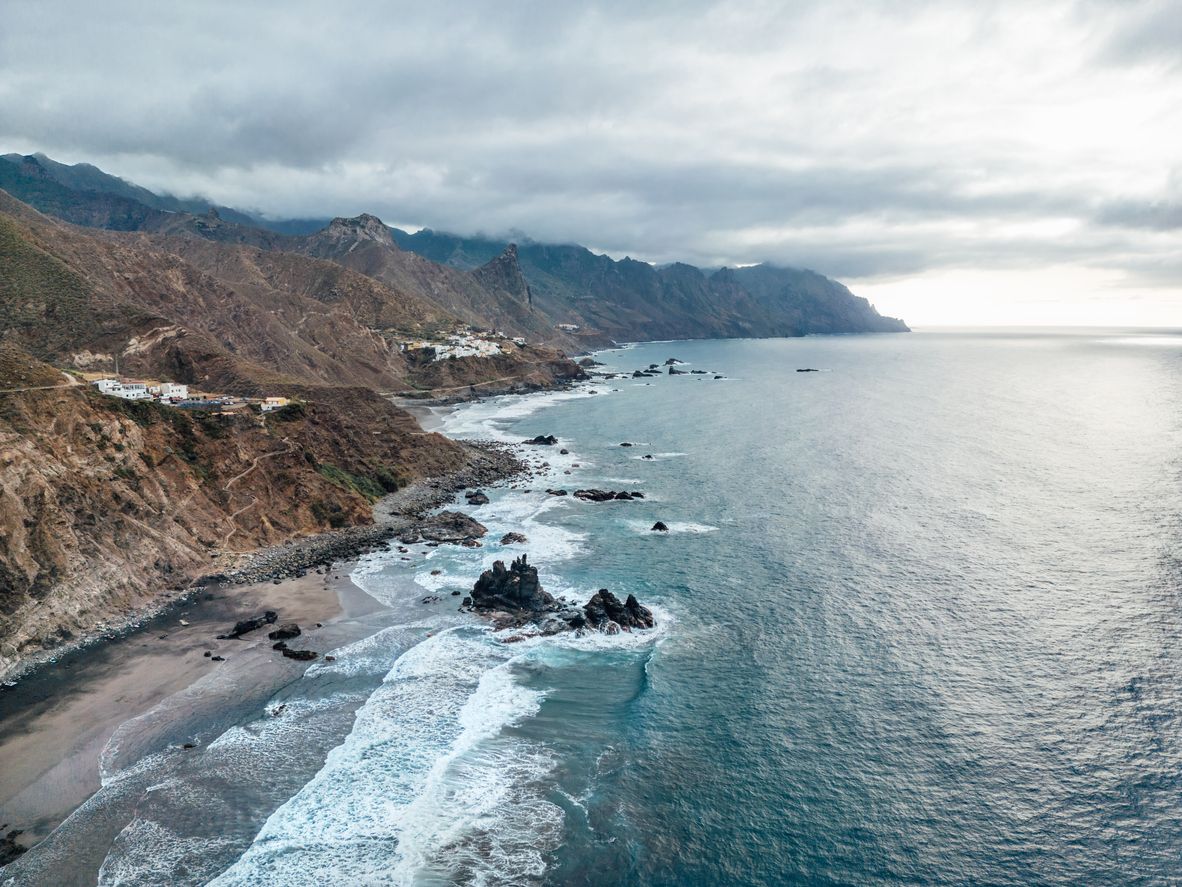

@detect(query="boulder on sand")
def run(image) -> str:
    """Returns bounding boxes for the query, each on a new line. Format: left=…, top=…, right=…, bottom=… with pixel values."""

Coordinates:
left=267, top=623, right=301, bottom=641
left=219, top=610, right=278, bottom=639
left=281, top=648, right=318, bottom=661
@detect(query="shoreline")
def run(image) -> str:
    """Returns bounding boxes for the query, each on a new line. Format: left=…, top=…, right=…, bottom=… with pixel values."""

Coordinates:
left=0, top=439, right=523, bottom=688
left=0, top=566, right=364, bottom=852
left=0, top=373, right=596, bottom=867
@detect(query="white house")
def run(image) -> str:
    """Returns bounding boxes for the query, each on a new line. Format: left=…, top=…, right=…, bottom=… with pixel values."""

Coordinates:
left=91, top=378, right=151, bottom=400
left=114, top=383, right=150, bottom=400
left=93, top=378, right=121, bottom=394
left=158, top=382, right=188, bottom=400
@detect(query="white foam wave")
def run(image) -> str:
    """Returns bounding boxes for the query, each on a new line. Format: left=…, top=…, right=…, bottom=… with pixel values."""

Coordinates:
left=410, top=492, right=586, bottom=595
left=633, top=451, right=687, bottom=460
left=207, top=628, right=556, bottom=887
left=437, top=385, right=604, bottom=443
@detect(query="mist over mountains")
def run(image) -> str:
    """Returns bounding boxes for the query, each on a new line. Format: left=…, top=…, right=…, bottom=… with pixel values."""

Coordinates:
left=0, top=151, right=908, bottom=346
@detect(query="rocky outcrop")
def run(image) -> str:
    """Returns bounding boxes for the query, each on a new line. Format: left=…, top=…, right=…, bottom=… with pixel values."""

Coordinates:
left=219, top=611, right=277, bottom=639
left=524, top=434, right=558, bottom=446
left=500, top=532, right=528, bottom=545
left=651, top=521, right=669, bottom=532
left=467, top=555, right=655, bottom=636
left=573, top=489, right=644, bottom=502
left=281, top=648, right=317, bottom=661
left=464, top=490, right=489, bottom=505
left=267, top=622, right=301, bottom=641
left=471, top=555, right=556, bottom=614
left=583, top=589, right=655, bottom=631
left=417, top=510, right=487, bottom=544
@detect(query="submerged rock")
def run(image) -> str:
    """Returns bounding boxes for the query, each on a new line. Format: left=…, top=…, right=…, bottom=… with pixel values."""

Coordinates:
left=465, top=490, right=490, bottom=506
left=0, top=829, right=26, bottom=866
left=574, top=489, right=644, bottom=502
left=500, top=532, right=528, bottom=545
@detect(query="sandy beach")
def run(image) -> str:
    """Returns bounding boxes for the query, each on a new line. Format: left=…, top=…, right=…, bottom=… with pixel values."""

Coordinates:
left=0, top=567, right=367, bottom=852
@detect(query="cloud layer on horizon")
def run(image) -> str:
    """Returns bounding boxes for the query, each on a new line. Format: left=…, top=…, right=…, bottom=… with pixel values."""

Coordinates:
left=1, top=0, right=1179, bottom=322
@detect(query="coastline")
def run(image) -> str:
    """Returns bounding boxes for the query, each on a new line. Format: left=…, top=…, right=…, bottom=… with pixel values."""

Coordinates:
left=0, top=567, right=360, bottom=851
left=0, top=372, right=601, bottom=871
left=0, top=439, right=522, bottom=687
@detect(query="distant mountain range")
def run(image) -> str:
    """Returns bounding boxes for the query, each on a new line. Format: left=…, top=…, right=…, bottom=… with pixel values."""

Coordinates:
left=0, top=152, right=908, bottom=347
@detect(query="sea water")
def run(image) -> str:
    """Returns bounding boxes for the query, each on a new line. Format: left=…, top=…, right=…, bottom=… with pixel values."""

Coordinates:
left=13, top=329, right=1182, bottom=886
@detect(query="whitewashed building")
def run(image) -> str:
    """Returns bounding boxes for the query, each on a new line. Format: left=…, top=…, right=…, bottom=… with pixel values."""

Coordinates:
left=91, top=379, right=151, bottom=400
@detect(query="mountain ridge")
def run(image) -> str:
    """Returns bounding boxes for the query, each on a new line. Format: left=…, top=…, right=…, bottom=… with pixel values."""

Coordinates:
left=0, top=152, right=909, bottom=343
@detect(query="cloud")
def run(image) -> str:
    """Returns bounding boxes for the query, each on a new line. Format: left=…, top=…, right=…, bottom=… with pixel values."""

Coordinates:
left=0, top=0, right=1179, bottom=322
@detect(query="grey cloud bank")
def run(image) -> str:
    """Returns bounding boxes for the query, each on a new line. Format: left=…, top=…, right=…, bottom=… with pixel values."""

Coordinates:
left=1, top=0, right=1179, bottom=323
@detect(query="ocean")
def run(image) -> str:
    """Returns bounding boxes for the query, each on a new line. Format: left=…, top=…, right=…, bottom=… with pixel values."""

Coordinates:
left=10, top=328, right=1182, bottom=885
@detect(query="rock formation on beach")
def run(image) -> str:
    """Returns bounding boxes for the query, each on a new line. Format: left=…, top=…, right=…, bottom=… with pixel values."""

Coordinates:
left=471, top=555, right=557, bottom=613
left=218, top=611, right=278, bottom=639
left=468, top=555, right=655, bottom=635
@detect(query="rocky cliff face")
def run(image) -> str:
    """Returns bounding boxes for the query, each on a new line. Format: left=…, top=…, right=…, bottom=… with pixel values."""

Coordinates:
left=0, top=349, right=474, bottom=676
left=392, top=229, right=909, bottom=341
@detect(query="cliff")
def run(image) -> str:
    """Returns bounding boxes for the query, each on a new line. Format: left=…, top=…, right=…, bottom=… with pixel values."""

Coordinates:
left=0, top=347, right=474, bottom=675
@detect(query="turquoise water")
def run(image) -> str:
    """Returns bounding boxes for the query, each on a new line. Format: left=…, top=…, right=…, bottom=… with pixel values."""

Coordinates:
left=14, top=329, right=1182, bottom=885
left=251, top=328, right=1179, bottom=886
left=402, top=329, right=1182, bottom=886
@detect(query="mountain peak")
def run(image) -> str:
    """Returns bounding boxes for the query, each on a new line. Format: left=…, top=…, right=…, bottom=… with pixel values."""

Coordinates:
left=322, top=213, right=394, bottom=245
left=472, top=242, right=531, bottom=305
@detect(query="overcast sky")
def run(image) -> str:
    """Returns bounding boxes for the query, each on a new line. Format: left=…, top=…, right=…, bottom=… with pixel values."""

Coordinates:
left=2, top=0, right=1179, bottom=325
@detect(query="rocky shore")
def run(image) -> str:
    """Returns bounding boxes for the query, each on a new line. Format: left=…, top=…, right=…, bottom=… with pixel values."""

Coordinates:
left=0, top=440, right=526, bottom=686
left=462, top=554, right=655, bottom=638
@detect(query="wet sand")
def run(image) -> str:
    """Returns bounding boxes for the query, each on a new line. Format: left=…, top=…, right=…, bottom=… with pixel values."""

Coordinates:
left=0, top=568, right=362, bottom=851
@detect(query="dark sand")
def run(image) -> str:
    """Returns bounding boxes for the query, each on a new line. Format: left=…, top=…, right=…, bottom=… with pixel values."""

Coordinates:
left=0, top=568, right=368, bottom=851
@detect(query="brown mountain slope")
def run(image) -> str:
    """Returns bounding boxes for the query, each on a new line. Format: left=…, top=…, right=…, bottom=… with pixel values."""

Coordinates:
left=0, top=191, right=585, bottom=676
left=0, top=346, right=475, bottom=674
left=0, top=191, right=583, bottom=394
